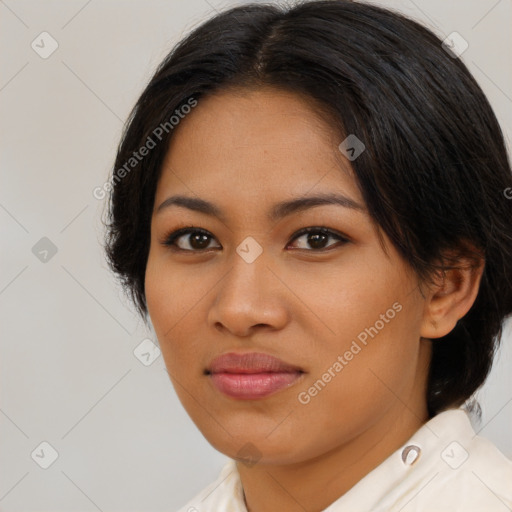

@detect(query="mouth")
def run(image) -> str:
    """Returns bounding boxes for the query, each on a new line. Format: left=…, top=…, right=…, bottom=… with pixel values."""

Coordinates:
left=205, top=352, right=305, bottom=400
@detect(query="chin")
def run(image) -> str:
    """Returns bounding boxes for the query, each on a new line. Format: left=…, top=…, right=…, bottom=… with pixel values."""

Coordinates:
left=205, top=430, right=306, bottom=466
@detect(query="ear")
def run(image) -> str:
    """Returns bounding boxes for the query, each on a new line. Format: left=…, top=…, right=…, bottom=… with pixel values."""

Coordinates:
left=420, top=250, right=485, bottom=339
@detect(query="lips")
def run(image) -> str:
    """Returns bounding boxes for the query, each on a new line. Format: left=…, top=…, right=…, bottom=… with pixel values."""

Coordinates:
left=206, top=352, right=304, bottom=399
left=207, top=352, right=303, bottom=374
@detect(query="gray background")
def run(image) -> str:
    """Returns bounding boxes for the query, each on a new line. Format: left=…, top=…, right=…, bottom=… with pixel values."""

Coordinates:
left=1, top=0, right=511, bottom=510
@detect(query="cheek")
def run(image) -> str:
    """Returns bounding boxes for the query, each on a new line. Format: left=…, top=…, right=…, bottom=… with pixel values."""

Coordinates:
left=290, top=307, right=421, bottom=453
left=145, top=252, right=201, bottom=328
left=145, top=257, right=183, bottom=352
left=320, top=284, right=421, bottom=396
left=295, top=269, right=421, bottom=411
left=298, top=262, right=406, bottom=349
left=144, top=256, right=212, bottom=375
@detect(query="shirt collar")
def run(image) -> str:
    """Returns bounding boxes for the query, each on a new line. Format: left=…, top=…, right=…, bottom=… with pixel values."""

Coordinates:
left=191, top=407, right=477, bottom=511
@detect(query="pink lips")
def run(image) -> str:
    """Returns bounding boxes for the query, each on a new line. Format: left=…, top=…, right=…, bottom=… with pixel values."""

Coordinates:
left=206, top=352, right=304, bottom=399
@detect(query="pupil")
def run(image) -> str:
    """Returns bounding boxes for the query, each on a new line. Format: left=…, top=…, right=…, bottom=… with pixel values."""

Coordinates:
left=191, top=233, right=210, bottom=249
left=308, top=232, right=327, bottom=249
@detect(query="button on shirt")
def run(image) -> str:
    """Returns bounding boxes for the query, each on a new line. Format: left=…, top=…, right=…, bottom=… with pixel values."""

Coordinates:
left=176, top=408, right=512, bottom=511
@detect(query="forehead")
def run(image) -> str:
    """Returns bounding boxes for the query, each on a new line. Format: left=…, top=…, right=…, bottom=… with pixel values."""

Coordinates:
left=155, top=86, right=362, bottom=207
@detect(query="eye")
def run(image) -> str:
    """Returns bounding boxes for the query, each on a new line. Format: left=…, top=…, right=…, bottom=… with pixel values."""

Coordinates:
left=287, top=226, right=349, bottom=251
left=160, top=225, right=349, bottom=253
left=161, top=227, right=221, bottom=252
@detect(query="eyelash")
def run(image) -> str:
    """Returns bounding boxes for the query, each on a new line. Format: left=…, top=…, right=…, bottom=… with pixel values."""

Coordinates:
left=160, top=226, right=349, bottom=253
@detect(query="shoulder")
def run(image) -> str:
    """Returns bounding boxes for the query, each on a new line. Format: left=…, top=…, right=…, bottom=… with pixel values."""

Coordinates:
left=423, top=417, right=512, bottom=509
left=175, top=458, right=245, bottom=512
left=384, top=408, right=512, bottom=511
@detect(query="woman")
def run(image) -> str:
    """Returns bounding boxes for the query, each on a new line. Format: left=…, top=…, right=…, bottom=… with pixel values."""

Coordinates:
left=104, top=1, right=512, bottom=510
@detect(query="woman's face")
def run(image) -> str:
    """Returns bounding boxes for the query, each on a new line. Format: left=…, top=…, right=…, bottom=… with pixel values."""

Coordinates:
left=145, top=86, right=431, bottom=465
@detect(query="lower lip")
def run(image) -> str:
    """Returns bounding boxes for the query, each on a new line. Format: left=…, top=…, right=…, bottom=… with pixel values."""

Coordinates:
left=209, top=372, right=303, bottom=399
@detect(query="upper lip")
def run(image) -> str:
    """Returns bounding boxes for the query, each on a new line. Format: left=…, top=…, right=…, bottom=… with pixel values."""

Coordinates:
left=206, top=352, right=304, bottom=374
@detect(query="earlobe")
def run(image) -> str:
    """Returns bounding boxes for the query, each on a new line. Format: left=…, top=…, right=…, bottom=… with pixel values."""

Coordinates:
left=420, top=257, right=484, bottom=339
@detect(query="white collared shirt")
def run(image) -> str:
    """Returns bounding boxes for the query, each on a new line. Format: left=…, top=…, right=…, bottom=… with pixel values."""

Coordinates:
left=177, top=408, right=512, bottom=511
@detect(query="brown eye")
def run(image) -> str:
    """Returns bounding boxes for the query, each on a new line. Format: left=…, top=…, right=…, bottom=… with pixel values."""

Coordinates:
left=288, top=227, right=348, bottom=251
left=163, top=228, right=221, bottom=252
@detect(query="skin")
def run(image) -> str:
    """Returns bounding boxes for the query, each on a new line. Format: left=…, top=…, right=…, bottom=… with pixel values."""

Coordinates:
left=144, top=86, right=484, bottom=512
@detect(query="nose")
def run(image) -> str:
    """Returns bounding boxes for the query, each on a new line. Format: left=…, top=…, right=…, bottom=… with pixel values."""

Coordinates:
left=207, top=250, right=290, bottom=337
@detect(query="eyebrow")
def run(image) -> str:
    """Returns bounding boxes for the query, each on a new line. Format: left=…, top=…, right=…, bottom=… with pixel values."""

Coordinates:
left=155, top=192, right=366, bottom=222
